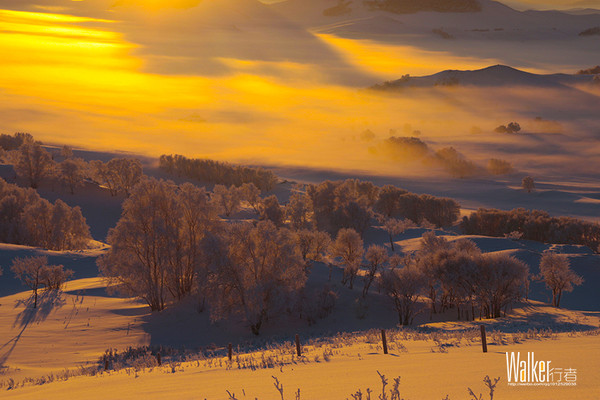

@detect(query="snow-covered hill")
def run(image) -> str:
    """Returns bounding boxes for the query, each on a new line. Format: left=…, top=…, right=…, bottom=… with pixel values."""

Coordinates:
left=373, top=64, right=599, bottom=89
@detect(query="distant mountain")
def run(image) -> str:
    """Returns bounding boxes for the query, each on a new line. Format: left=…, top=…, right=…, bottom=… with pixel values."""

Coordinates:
left=371, top=65, right=598, bottom=90
left=270, top=0, right=600, bottom=39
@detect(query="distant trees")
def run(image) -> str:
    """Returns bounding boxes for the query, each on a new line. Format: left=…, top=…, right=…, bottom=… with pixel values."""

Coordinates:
left=91, top=158, right=142, bottom=196
left=286, top=190, right=313, bottom=230
left=14, top=142, right=54, bottom=188
left=331, top=228, right=364, bottom=289
left=487, top=159, right=513, bottom=175
left=206, top=221, right=306, bottom=335
left=11, top=256, right=73, bottom=308
left=461, top=208, right=600, bottom=251
left=364, top=0, right=482, bottom=14
left=382, top=218, right=413, bottom=251
left=158, top=154, right=278, bottom=192
left=374, top=187, right=460, bottom=228
left=259, top=195, right=284, bottom=227
left=522, top=176, right=535, bottom=193
left=495, top=122, right=521, bottom=134
left=212, top=184, right=242, bottom=217
left=0, top=179, right=91, bottom=250
left=306, top=179, right=377, bottom=236
left=0, top=132, right=34, bottom=151
left=538, top=251, right=583, bottom=307
left=363, top=244, right=388, bottom=297
left=59, top=158, right=86, bottom=194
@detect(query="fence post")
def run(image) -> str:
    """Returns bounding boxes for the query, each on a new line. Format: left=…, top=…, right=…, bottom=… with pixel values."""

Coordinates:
left=480, top=325, right=488, bottom=353
left=228, top=343, right=233, bottom=361
left=157, top=352, right=162, bottom=366
left=381, top=329, right=389, bottom=355
left=295, top=334, right=301, bottom=357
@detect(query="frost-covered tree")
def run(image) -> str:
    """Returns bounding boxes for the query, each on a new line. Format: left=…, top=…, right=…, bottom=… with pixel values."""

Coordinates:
left=59, top=158, right=86, bottom=194
left=207, top=221, right=306, bottom=335
left=331, top=228, right=364, bottom=289
left=15, top=142, right=54, bottom=188
left=90, top=158, right=142, bottom=196
left=61, top=145, right=73, bottom=160
left=11, top=256, right=47, bottom=308
left=109, top=158, right=142, bottom=196
left=99, top=178, right=218, bottom=310
left=380, top=261, right=426, bottom=325
left=383, top=218, right=413, bottom=251
left=90, top=160, right=119, bottom=196
left=363, top=244, right=388, bottom=297
left=539, top=251, right=583, bottom=307
left=211, top=184, right=241, bottom=217
left=473, top=253, right=529, bottom=318
left=522, top=176, right=535, bottom=193
left=239, top=182, right=261, bottom=213
left=41, top=264, right=74, bottom=291
left=295, top=229, right=331, bottom=274
left=286, top=191, right=313, bottom=230
left=259, top=195, right=284, bottom=227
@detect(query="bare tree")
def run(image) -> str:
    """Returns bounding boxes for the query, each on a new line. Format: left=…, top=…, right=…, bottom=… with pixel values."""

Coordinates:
left=522, top=176, right=535, bottom=193
left=383, top=218, right=413, bottom=251
left=61, top=145, right=74, bottom=160
left=363, top=244, right=388, bottom=297
left=11, top=256, right=48, bottom=308
left=15, top=142, right=54, bottom=188
left=331, top=228, right=364, bottom=289
left=41, top=264, right=74, bottom=291
left=539, top=251, right=583, bottom=307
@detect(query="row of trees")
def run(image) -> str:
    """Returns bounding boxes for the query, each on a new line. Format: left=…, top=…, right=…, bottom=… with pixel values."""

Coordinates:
left=461, top=208, right=600, bottom=251
left=0, top=133, right=143, bottom=195
left=0, top=178, right=92, bottom=250
left=379, top=232, right=584, bottom=324
left=158, top=154, right=278, bottom=192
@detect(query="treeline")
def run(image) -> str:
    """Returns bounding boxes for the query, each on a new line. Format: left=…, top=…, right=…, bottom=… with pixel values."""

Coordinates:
left=0, top=178, right=91, bottom=250
left=158, top=154, right=278, bottom=192
left=363, top=0, right=481, bottom=14
left=0, top=132, right=143, bottom=195
left=461, top=208, right=600, bottom=251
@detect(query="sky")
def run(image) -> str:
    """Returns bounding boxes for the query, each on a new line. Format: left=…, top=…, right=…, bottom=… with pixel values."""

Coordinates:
left=0, top=0, right=598, bottom=176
